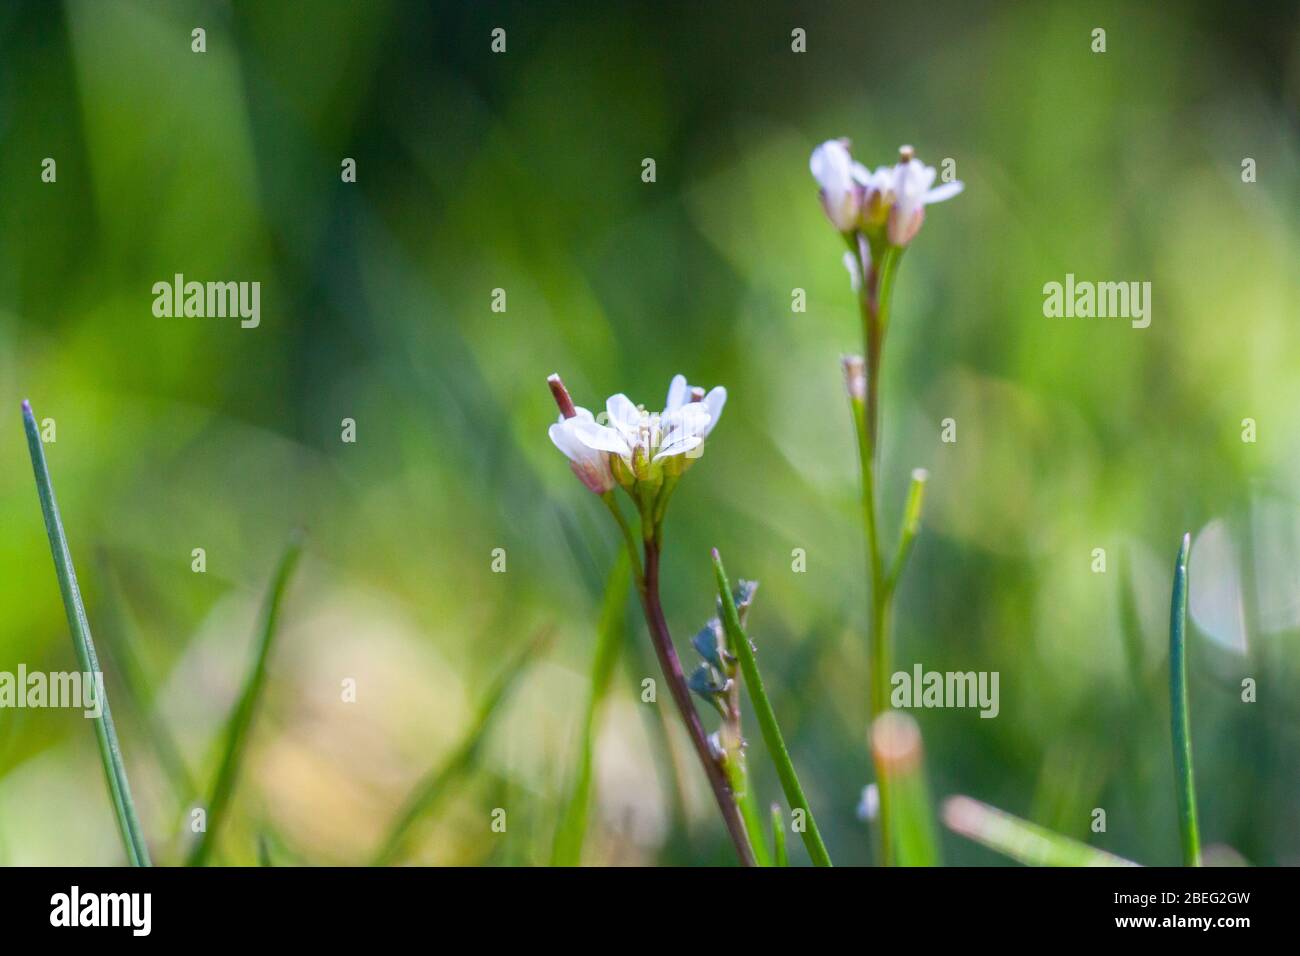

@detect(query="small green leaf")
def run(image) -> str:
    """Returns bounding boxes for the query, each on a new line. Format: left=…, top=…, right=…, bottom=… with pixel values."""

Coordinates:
left=187, top=532, right=304, bottom=866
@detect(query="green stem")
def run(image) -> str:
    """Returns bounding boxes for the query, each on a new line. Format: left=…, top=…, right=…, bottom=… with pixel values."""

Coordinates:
left=22, top=400, right=152, bottom=866
left=187, top=533, right=304, bottom=866
left=723, top=755, right=772, bottom=866
left=712, top=549, right=833, bottom=866
left=771, top=803, right=788, bottom=867
left=850, top=240, right=906, bottom=865
left=1169, top=532, right=1201, bottom=866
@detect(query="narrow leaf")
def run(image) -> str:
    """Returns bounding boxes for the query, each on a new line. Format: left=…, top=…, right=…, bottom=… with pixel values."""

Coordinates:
left=1169, top=532, right=1201, bottom=866
left=22, top=400, right=152, bottom=866
left=187, top=532, right=304, bottom=866
left=712, top=549, right=833, bottom=866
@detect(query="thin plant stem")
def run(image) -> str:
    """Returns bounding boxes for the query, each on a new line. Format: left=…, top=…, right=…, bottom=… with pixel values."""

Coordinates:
left=639, top=538, right=756, bottom=866
left=21, top=400, right=152, bottom=866
left=713, top=549, right=833, bottom=866
left=187, top=533, right=304, bottom=866
left=849, top=240, right=906, bottom=865
left=771, top=803, right=788, bottom=867
left=1169, top=532, right=1201, bottom=866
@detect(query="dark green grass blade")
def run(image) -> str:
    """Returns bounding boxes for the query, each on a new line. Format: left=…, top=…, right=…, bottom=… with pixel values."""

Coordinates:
left=943, top=795, right=1139, bottom=866
left=372, top=627, right=553, bottom=865
left=186, top=532, right=304, bottom=866
left=551, top=555, right=630, bottom=865
left=712, top=549, right=832, bottom=866
left=1169, top=532, right=1201, bottom=866
left=21, top=400, right=152, bottom=866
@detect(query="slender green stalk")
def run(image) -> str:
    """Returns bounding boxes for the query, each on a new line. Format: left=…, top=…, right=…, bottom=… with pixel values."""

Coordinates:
left=771, top=803, right=788, bottom=866
left=551, top=555, right=630, bottom=865
left=373, top=627, right=552, bottom=865
left=870, top=712, right=939, bottom=866
left=1169, top=532, right=1201, bottom=866
left=722, top=755, right=772, bottom=866
left=888, top=469, right=929, bottom=589
left=712, top=549, right=832, bottom=866
left=848, top=241, right=907, bottom=865
left=22, top=400, right=152, bottom=866
left=187, top=533, right=304, bottom=866
left=943, top=795, right=1140, bottom=867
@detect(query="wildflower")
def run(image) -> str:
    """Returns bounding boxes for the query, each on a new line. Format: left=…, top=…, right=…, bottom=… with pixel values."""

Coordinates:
left=811, top=141, right=962, bottom=247
left=886, top=146, right=964, bottom=246
left=547, top=372, right=725, bottom=493
left=810, top=139, right=866, bottom=232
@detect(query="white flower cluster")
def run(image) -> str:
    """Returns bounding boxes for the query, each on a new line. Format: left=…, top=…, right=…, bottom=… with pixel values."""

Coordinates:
left=810, top=139, right=962, bottom=247
left=548, top=373, right=726, bottom=495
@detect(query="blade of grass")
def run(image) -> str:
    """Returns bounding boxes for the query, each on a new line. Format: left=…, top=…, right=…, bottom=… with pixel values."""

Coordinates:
left=186, top=532, right=304, bottom=866
left=1169, top=532, right=1201, bottom=866
left=551, top=554, right=630, bottom=865
left=770, top=803, right=788, bottom=866
left=870, top=712, right=940, bottom=866
left=21, top=399, right=152, bottom=866
left=373, top=626, right=553, bottom=865
left=712, top=549, right=833, bottom=866
left=943, top=795, right=1139, bottom=866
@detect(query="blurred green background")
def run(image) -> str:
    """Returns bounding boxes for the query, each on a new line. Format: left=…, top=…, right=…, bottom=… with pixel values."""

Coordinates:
left=1, top=0, right=1297, bottom=865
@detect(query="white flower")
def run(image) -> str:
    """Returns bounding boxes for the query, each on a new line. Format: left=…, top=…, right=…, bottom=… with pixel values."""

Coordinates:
left=575, top=375, right=724, bottom=478
left=886, top=148, right=963, bottom=246
left=549, top=406, right=616, bottom=494
left=810, top=139, right=865, bottom=232
left=663, top=373, right=726, bottom=438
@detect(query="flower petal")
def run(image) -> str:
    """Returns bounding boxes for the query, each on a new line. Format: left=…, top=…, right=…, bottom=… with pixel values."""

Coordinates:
left=923, top=180, right=964, bottom=204
left=575, top=420, right=632, bottom=458
left=665, top=374, right=688, bottom=412
left=702, top=386, right=726, bottom=436
left=653, top=435, right=703, bottom=461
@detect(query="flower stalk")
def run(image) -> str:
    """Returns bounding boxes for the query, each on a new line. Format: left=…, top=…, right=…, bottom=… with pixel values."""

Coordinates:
left=547, top=373, right=756, bottom=865
left=813, top=139, right=961, bottom=865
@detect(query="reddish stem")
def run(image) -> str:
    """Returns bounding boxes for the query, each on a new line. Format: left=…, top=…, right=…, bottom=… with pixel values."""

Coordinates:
left=642, top=540, right=756, bottom=866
